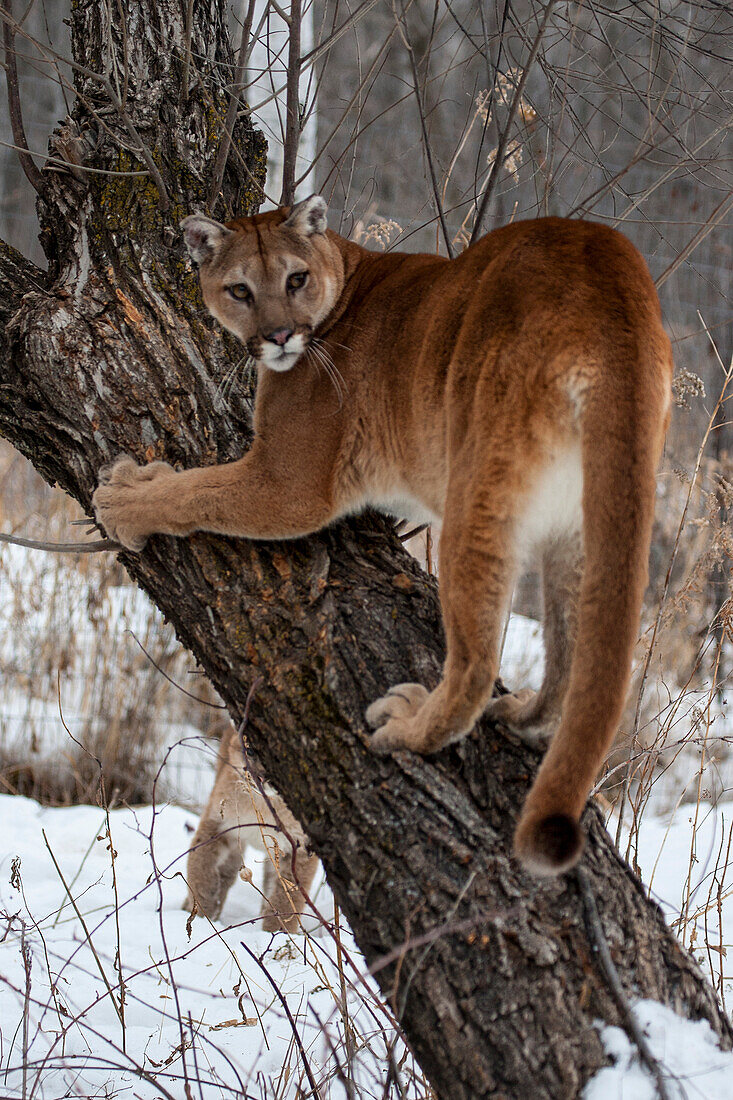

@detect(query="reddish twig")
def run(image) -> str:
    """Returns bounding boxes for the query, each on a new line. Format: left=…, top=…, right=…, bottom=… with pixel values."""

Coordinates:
left=239, top=938, right=324, bottom=1098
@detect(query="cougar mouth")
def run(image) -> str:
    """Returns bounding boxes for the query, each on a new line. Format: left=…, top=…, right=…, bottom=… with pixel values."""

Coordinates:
left=249, top=333, right=309, bottom=372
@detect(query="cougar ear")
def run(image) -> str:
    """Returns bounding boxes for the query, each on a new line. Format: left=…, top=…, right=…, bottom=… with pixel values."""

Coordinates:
left=180, top=214, right=233, bottom=264
left=283, top=195, right=328, bottom=237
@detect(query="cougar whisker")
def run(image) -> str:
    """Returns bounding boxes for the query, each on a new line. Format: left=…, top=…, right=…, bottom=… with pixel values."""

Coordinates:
left=311, top=338, right=347, bottom=404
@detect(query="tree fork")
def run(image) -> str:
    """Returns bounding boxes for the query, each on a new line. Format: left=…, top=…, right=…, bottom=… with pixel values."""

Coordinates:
left=0, top=2, right=729, bottom=1097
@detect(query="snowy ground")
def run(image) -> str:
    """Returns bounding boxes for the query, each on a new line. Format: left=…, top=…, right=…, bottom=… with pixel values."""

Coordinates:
left=0, top=793, right=424, bottom=1098
left=2, top=609, right=733, bottom=1097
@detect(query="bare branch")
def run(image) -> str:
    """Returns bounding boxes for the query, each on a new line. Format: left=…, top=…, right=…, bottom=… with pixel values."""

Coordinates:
left=577, top=866, right=675, bottom=1100
left=470, top=0, right=558, bottom=244
left=208, top=0, right=257, bottom=213
left=1, top=0, right=44, bottom=196
left=0, top=531, right=120, bottom=553
left=280, top=0, right=303, bottom=206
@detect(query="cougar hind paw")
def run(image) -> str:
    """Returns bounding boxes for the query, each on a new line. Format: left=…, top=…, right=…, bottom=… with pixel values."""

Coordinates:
left=365, top=683, right=430, bottom=753
left=485, top=689, right=556, bottom=750
left=366, top=683, right=429, bottom=728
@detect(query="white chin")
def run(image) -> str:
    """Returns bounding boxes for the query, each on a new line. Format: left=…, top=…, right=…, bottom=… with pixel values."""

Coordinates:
left=258, top=351, right=300, bottom=372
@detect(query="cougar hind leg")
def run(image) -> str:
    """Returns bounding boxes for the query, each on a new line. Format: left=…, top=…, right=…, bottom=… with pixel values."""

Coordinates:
left=368, top=471, right=520, bottom=754
left=185, top=723, right=320, bottom=931
left=260, top=846, right=320, bottom=934
left=184, top=815, right=243, bottom=921
left=488, top=531, right=583, bottom=748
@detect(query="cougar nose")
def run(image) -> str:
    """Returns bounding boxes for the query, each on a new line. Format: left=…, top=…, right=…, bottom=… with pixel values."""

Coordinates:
left=264, top=328, right=294, bottom=347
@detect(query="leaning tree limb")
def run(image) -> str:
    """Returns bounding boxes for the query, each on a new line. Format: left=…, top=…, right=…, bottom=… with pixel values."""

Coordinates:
left=0, top=2, right=730, bottom=1098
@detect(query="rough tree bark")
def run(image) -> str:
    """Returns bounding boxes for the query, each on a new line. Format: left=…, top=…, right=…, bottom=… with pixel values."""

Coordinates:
left=0, top=2, right=730, bottom=1098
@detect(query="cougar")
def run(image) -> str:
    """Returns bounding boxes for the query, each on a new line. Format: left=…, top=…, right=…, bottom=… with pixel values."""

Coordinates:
left=185, top=723, right=318, bottom=931
left=93, top=196, right=672, bottom=874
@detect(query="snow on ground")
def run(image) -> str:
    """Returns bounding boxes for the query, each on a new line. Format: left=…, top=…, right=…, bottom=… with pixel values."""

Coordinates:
left=582, top=801, right=733, bottom=1099
left=585, top=1000, right=733, bottom=1100
left=2, top=601, right=733, bottom=1097
left=500, top=611, right=544, bottom=692
left=0, top=793, right=421, bottom=1099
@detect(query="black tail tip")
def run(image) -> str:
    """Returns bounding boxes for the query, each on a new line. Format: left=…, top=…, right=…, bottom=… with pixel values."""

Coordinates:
left=513, top=813, right=584, bottom=876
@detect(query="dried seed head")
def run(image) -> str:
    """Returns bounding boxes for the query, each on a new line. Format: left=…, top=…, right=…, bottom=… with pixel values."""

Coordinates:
left=672, top=370, right=706, bottom=408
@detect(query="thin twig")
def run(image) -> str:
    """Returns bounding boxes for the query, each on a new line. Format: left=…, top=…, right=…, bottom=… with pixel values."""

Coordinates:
left=147, top=786, right=193, bottom=1094
left=280, top=0, right=303, bottom=206
left=127, top=630, right=227, bottom=707
left=300, top=0, right=380, bottom=70
left=1, top=0, right=44, bottom=195
left=655, top=189, right=733, bottom=289
left=99, top=776, right=126, bottom=1053
left=0, top=530, right=120, bottom=552
left=21, top=925, right=31, bottom=1100
left=208, top=0, right=257, bottom=212
left=576, top=866, right=675, bottom=1100
left=386, top=1043, right=409, bottom=1100
left=41, top=829, right=125, bottom=1032
left=395, top=1, right=453, bottom=258
left=469, top=0, right=558, bottom=244
left=187, top=1011, right=205, bottom=1100
left=333, top=902, right=356, bottom=1098
left=397, top=523, right=428, bottom=543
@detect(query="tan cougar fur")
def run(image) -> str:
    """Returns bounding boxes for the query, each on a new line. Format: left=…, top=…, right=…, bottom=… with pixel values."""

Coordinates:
left=185, top=723, right=318, bottom=931
left=93, top=196, right=673, bottom=875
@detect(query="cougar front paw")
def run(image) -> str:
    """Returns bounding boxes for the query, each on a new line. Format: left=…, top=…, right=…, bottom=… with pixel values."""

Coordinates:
left=92, top=455, right=175, bottom=551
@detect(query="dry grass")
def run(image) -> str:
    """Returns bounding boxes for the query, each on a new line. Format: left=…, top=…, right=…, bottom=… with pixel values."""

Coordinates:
left=0, top=440, right=218, bottom=807
left=0, top=794, right=435, bottom=1099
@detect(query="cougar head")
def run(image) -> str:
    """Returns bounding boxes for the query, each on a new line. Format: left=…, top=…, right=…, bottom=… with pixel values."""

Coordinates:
left=181, top=196, right=342, bottom=372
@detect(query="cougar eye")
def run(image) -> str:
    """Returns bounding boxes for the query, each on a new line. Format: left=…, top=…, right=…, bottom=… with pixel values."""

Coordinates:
left=228, top=283, right=253, bottom=303
left=286, top=271, right=308, bottom=292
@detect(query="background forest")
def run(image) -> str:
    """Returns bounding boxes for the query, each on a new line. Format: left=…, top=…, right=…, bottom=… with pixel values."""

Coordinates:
left=0, top=1, right=731, bottom=1097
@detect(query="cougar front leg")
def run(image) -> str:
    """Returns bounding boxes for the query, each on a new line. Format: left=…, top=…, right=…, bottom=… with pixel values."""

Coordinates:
left=368, top=494, right=517, bottom=754
left=92, top=446, right=333, bottom=551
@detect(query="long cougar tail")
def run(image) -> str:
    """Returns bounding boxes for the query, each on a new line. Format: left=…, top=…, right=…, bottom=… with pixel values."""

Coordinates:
left=513, top=344, right=671, bottom=875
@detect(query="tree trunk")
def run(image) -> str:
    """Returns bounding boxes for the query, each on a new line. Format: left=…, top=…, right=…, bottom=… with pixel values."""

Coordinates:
left=0, top=3, right=730, bottom=1097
